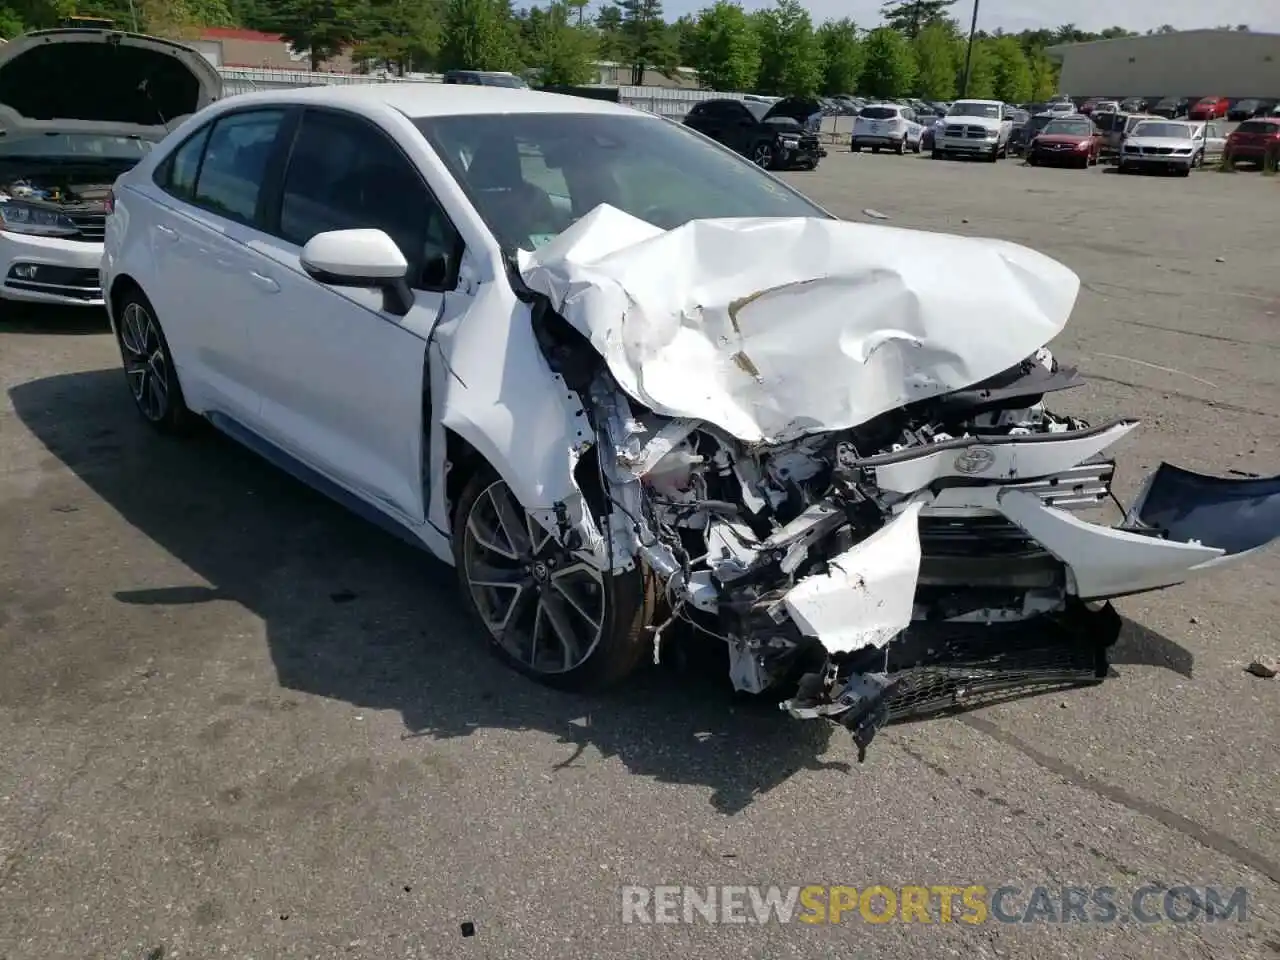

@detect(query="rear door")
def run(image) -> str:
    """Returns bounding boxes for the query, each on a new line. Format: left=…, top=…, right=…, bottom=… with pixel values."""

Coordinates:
left=144, top=107, right=291, bottom=423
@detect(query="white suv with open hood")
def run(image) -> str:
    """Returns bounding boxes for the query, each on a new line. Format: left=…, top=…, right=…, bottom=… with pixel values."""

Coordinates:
left=0, top=29, right=220, bottom=307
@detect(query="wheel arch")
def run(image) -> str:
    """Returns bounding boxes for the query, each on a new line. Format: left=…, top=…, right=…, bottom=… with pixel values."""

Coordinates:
left=106, top=273, right=145, bottom=335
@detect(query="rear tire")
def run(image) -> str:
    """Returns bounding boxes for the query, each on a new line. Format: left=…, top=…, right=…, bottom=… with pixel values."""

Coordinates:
left=452, top=465, right=656, bottom=692
left=872, top=146, right=880, bottom=154
left=895, top=136, right=906, bottom=155
left=114, top=288, right=193, bottom=435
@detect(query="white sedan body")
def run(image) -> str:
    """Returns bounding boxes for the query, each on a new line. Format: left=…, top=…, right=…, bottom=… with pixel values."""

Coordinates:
left=100, top=84, right=1280, bottom=741
left=850, top=104, right=925, bottom=152
left=1119, top=120, right=1227, bottom=174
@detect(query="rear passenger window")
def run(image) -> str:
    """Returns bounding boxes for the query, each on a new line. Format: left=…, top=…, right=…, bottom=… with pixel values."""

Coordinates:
left=191, top=109, right=286, bottom=226
left=278, top=109, right=462, bottom=291
left=157, top=125, right=211, bottom=200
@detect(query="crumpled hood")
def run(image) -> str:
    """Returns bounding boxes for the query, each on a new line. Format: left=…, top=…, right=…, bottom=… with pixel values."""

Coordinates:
left=518, top=205, right=1080, bottom=444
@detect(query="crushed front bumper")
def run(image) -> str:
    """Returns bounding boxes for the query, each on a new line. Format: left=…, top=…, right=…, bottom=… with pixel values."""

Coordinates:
left=774, top=428, right=1280, bottom=754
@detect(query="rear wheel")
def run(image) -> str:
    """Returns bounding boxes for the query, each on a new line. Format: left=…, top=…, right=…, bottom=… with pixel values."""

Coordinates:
left=872, top=145, right=880, bottom=154
left=895, top=136, right=906, bottom=155
left=452, top=467, right=655, bottom=691
left=851, top=143, right=861, bottom=152
left=115, top=289, right=193, bottom=435
left=751, top=141, right=774, bottom=168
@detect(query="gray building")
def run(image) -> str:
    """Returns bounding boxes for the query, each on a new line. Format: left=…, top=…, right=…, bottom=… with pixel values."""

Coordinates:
left=1046, top=30, right=1280, bottom=99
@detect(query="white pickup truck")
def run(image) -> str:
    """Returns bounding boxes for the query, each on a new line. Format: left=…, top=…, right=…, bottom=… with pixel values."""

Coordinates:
left=932, top=99, right=1014, bottom=162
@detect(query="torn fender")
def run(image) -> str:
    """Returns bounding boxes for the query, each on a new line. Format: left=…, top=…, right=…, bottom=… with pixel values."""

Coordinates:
left=517, top=204, right=1080, bottom=444
left=427, top=279, right=608, bottom=565
left=784, top=502, right=924, bottom=653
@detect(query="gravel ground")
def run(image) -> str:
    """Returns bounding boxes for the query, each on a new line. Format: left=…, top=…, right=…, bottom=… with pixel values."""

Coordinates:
left=1, top=152, right=1278, bottom=960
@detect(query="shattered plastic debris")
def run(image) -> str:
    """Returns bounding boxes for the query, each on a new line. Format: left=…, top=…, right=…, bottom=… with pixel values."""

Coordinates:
left=1245, top=658, right=1277, bottom=678
left=518, top=204, right=1080, bottom=443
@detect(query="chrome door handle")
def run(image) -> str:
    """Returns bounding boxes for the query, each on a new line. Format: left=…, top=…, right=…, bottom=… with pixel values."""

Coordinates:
left=248, top=270, right=280, bottom=293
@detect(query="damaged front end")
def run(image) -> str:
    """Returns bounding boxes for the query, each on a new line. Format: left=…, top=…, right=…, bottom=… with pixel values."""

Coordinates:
left=517, top=208, right=1280, bottom=757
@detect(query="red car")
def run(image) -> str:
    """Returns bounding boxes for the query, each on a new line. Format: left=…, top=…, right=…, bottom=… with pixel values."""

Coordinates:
left=1189, top=96, right=1229, bottom=120
left=1224, top=119, right=1280, bottom=167
left=1026, top=116, right=1102, bottom=168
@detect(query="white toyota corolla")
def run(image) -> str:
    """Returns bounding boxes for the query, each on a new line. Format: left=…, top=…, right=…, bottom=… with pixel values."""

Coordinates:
left=0, top=28, right=220, bottom=307
left=101, top=84, right=1280, bottom=754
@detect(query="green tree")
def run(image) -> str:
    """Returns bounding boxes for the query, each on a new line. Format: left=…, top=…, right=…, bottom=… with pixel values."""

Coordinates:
left=912, top=19, right=954, bottom=99
left=672, top=12, right=699, bottom=66
left=859, top=25, right=916, bottom=99
left=354, top=0, right=443, bottom=74
left=816, top=18, right=862, bottom=95
left=618, top=0, right=677, bottom=82
left=754, top=0, right=823, bottom=96
left=879, top=0, right=955, bottom=39
left=957, top=35, right=996, bottom=99
left=1027, top=51, right=1057, bottom=100
left=594, top=3, right=627, bottom=62
left=256, top=0, right=361, bottom=69
left=689, top=0, right=759, bottom=91
left=989, top=34, right=1031, bottom=102
left=440, top=0, right=519, bottom=70
left=527, top=0, right=596, bottom=83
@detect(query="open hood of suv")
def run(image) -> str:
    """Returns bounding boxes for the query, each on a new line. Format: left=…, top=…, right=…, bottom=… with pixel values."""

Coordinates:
left=763, top=97, right=822, bottom=125
left=0, top=29, right=222, bottom=139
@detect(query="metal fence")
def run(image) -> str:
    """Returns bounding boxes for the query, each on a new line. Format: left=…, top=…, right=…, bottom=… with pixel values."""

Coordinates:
left=214, top=66, right=737, bottom=119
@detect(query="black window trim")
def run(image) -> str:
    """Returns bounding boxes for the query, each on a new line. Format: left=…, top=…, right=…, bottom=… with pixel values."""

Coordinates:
left=265, top=104, right=466, bottom=294
left=152, top=105, right=295, bottom=231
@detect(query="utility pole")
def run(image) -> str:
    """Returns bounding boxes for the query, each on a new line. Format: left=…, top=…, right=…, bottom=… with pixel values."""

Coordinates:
left=960, top=0, right=980, bottom=97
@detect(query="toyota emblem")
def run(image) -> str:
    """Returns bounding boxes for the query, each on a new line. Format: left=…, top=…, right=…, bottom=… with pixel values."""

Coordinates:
left=953, top=447, right=996, bottom=475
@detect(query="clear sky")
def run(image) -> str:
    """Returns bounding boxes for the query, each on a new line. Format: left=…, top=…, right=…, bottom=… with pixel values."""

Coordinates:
left=658, top=0, right=1280, bottom=34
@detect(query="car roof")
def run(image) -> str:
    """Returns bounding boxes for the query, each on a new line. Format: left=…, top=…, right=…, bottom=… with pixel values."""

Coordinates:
left=862, top=102, right=903, bottom=110
left=212, top=83, right=640, bottom=120
left=952, top=98, right=1002, bottom=105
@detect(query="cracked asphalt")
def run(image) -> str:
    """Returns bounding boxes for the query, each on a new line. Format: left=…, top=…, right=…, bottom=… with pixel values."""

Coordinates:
left=1, top=152, right=1278, bottom=960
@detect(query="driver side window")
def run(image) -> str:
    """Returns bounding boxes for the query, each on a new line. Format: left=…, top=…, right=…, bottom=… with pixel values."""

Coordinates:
left=275, top=108, right=462, bottom=291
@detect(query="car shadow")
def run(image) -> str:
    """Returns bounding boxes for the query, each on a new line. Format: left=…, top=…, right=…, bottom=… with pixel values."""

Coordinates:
left=0, top=302, right=110, bottom=335
left=10, top=368, right=851, bottom=815
left=9, top=368, right=1196, bottom=811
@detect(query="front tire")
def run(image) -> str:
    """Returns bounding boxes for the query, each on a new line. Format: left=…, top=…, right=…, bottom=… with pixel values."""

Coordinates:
left=452, top=467, right=655, bottom=692
left=895, top=136, right=906, bottom=155
left=115, top=289, right=192, bottom=435
left=751, top=142, right=774, bottom=168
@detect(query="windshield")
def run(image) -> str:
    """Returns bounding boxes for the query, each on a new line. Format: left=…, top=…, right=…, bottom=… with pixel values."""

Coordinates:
left=1132, top=121, right=1191, bottom=139
left=743, top=101, right=769, bottom=120
left=859, top=106, right=898, bottom=120
left=1043, top=120, right=1093, bottom=136
left=414, top=113, right=829, bottom=253
left=0, top=132, right=155, bottom=161
left=949, top=102, right=1000, bottom=119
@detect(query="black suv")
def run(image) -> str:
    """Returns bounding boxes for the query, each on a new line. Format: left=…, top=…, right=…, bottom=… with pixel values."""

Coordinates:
left=683, top=97, right=826, bottom=170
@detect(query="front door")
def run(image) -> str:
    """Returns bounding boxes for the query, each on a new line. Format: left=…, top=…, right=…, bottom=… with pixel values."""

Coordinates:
left=234, top=107, right=469, bottom=528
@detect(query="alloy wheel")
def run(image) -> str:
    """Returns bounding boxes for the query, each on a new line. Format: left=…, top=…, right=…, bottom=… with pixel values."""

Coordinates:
left=462, top=479, right=606, bottom=675
left=752, top=143, right=773, bottom=167
left=118, top=301, right=170, bottom=423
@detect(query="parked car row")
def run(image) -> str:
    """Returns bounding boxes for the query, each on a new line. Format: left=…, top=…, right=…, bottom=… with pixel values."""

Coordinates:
left=1068, top=95, right=1278, bottom=120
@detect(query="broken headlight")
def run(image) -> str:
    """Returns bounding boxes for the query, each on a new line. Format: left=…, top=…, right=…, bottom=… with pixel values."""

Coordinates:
left=0, top=201, right=79, bottom=238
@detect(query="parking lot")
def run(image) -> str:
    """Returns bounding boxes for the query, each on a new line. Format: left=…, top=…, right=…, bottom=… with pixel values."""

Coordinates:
left=1, top=152, right=1278, bottom=960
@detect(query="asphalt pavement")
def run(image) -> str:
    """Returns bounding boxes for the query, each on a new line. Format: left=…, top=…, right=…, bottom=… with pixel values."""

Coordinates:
left=1, top=151, right=1278, bottom=959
